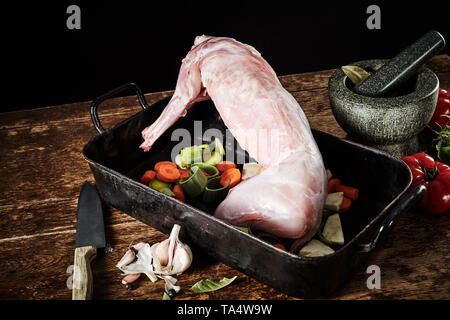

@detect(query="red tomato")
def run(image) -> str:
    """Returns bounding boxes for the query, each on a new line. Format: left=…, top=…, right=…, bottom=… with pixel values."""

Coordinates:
left=429, top=88, right=450, bottom=129
left=402, top=153, right=450, bottom=215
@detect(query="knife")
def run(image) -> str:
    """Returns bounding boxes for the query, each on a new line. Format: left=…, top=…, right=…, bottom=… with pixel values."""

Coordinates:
left=72, top=181, right=106, bottom=300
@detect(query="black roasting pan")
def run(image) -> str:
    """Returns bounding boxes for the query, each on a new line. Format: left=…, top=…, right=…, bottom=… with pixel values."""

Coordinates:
left=82, top=83, right=425, bottom=298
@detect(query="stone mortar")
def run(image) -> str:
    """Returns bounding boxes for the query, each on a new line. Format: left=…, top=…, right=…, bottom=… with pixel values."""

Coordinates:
left=328, top=59, right=439, bottom=158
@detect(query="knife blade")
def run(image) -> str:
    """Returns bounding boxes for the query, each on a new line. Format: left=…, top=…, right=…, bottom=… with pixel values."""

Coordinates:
left=72, top=181, right=105, bottom=300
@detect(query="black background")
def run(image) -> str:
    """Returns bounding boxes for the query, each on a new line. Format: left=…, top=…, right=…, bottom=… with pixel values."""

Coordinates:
left=2, top=1, right=448, bottom=112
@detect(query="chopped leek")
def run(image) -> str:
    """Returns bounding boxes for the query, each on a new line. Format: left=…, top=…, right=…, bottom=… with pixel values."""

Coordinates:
left=191, top=163, right=219, bottom=179
left=214, top=137, right=226, bottom=156
left=159, top=187, right=176, bottom=198
left=202, top=176, right=230, bottom=203
left=204, top=151, right=222, bottom=166
left=179, top=166, right=207, bottom=198
left=180, top=144, right=209, bottom=168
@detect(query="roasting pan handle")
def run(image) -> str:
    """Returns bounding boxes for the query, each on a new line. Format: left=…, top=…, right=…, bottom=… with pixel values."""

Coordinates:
left=90, top=82, right=150, bottom=134
left=359, top=185, right=426, bottom=253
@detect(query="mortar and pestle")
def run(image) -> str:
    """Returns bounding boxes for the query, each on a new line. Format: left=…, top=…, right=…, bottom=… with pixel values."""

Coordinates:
left=328, top=30, right=446, bottom=158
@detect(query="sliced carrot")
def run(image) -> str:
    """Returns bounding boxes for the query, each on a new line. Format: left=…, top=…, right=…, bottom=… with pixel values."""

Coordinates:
left=156, top=164, right=181, bottom=182
left=178, top=169, right=190, bottom=179
left=154, top=161, right=177, bottom=172
left=336, top=184, right=359, bottom=200
left=340, top=196, right=352, bottom=212
left=257, top=167, right=266, bottom=174
left=327, top=178, right=341, bottom=193
left=173, top=184, right=185, bottom=202
left=273, top=243, right=286, bottom=251
left=216, top=161, right=236, bottom=174
left=220, top=168, right=241, bottom=188
left=141, top=170, right=156, bottom=184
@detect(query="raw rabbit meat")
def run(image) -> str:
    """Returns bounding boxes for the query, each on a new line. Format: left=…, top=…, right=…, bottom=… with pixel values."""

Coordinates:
left=140, top=36, right=327, bottom=252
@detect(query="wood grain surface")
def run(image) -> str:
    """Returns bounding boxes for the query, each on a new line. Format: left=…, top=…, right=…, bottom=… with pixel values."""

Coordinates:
left=0, top=55, right=448, bottom=300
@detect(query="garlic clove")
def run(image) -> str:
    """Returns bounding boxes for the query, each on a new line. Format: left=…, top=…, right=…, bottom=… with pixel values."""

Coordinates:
left=170, top=242, right=192, bottom=275
left=122, top=273, right=141, bottom=285
left=116, top=248, right=136, bottom=269
left=153, top=239, right=171, bottom=267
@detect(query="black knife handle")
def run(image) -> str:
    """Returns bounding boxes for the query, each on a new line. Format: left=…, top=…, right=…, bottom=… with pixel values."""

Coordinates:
left=354, top=30, right=445, bottom=97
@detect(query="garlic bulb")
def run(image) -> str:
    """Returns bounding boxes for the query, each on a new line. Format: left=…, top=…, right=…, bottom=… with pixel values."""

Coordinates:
left=116, top=224, right=193, bottom=290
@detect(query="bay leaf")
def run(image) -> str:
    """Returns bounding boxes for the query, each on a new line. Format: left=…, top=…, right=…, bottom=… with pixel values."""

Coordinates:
left=190, top=276, right=237, bottom=293
left=341, top=65, right=371, bottom=85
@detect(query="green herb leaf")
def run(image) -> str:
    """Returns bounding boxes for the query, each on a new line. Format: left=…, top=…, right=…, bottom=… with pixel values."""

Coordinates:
left=431, top=124, right=450, bottom=165
left=341, top=65, right=371, bottom=85
left=162, top=292, right=171, bottom=300
left=190, top=276, right=237, bottom=293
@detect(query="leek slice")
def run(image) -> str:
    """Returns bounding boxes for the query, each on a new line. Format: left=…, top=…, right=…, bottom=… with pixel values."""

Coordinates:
left=214, top=137, right=226, bottom=156
left=204, top=151, right=222, bottom=166
left=179, top=166, right=207, bottom=198
left=180, top=144, right=209, bottom=168
left=202, top=176, right=230, bottom=203
left=191, top=163, right=219, bottom=179
left=159, top=187, right=176, bottom=198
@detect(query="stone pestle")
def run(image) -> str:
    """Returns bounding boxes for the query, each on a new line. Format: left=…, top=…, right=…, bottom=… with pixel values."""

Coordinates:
left=354, top=30, right=445, bottom=97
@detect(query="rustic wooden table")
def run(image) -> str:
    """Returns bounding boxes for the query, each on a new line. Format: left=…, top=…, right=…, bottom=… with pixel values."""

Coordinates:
left=0, top=55, right=448, bottom=300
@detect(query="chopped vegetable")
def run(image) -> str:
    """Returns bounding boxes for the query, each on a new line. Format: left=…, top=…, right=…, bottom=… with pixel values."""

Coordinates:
left=298, top=239, right=334, bottom=257
left=179, top=166, right=207, bottom=198
left=159, top=187, right=176, bottom=198
left=234, top=226, right=252, bottom=234
left=216, top=161, right=236, bottom=174
left=150, top=179, right=170, bottom=191
left=242, top=162, right=262, bottom=180
left=327, top=178, right=341, bottom=193
left=204, top=151, right=222, bottom=166
left=156, top=164, right=181, bottom=182
left=154, top=161, right=177, bottom=172
left=336, top=184, right=359, bottom=200
left=191, top=163, right=219, bottom=179
left=141, top=170, right=156, bottom=184
left=220, top=168, right=241, bottom=188
left=190, top=276, right=237, bottom=293
left=324, top=192, right=344, bottom=212
left=174, top=154, right=186, bottom=169
left=322, top=214, right=344, bottom=245
left=180, top=144, right=209, bottom=168
left=202, top=176, right=230, bottom=203
left=162, top=292, right=171, bottom=300
left=273, top=243, right=286, bottom=251
left=339, top=196, right=352, bottom=212
left=214, top=137, right=226, bottom=156
left=173, top=185, right=185, bottom=202
left=178, top=169, right=190, bottom=179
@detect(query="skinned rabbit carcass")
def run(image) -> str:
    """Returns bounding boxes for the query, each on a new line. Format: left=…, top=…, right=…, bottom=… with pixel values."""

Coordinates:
left=140, top=36, right=327, bottom=253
